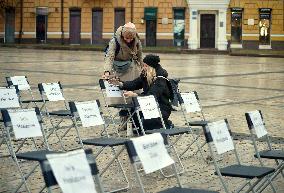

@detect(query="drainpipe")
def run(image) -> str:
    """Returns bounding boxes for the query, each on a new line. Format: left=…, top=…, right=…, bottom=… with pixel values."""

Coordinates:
left=19, top=0, right=23, bottom=43
left=61, top=0, right=64, bottom=44
left=130, top=0, right=133, bottom=22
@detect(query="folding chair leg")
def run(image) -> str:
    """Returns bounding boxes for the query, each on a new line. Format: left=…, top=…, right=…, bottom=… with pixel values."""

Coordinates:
left=160, top=142, right=185, bottom=178
left=179, top=136, right=207, bottom=162
left=94, top=146, right=129, bottom=193
left=7, top=140, right=32, bottom=193
left=255, top=163, right=284, bottom=193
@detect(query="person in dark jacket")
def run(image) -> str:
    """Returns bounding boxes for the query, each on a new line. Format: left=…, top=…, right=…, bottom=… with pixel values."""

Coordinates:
left=110, top=54, right=173, bottom=131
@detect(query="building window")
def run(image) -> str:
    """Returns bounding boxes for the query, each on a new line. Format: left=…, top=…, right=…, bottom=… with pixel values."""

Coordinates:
left=173, top=8, right=185, bottom=47
left=231, top=8, right=242, bottom=44
left=259, top=8, right=271, bottom=45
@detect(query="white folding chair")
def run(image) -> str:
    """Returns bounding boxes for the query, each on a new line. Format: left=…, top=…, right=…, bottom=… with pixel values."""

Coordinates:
left=133, top=95, right=190, bottom=177
left=38, top=82, right=73, bottom=150
left=204, top=119, right=276, bottom=193
left=40, top=148, right=104, bottom=193
left=0, top=87, right=21, bottom=157
left=178, top=91, right=210, bottom=159
left=6, top=76, right=47, bottom=110
left=1, top=107, right=60, bottom=193
left=98, top=79, right=139, bottom=136
left=245, top=110, right=284, bottom=192
left=125, top=133, right=219, bottom=193
left=68, top=100, right=130, bottom=193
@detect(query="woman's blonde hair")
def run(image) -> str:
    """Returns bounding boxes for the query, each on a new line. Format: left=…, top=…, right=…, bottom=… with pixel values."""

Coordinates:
left=145, top=66, right=156, bottom=86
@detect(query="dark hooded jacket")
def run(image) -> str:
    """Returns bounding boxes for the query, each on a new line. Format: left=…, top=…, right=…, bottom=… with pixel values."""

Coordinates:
left=121, top=64, right=172, bottom=121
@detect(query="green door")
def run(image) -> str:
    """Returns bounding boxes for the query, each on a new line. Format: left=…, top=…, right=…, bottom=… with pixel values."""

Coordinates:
left=5, top=8, right=15, bottom=43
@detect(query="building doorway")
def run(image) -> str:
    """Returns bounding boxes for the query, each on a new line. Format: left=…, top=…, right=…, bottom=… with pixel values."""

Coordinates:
left=92, top=9, right=103, bottom=45
left=70, top=9, right=81, bottom=44
left=200, top=14, right=215, bottom=48
left=5, top=7, right=15, bottom=43
left=145, top=8, right=157, bottom=47
left=36, top=15, right=47, bottom=43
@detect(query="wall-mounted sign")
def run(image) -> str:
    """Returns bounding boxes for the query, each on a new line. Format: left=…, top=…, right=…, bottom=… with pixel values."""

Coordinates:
left=248, top=19, right=254, bottom=25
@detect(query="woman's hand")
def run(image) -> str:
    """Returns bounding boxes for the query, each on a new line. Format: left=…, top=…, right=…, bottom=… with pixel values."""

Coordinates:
left=108, top=77, right=121, bottom=86
left=123, top=91, right=138, bottom=98
left=102, top=71, right=110, bottom=79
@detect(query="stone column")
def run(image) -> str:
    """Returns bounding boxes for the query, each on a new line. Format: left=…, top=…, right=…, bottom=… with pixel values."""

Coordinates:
left=188, top=8, right=198, bottom=49
left=217, top=9, right=228, bottom=50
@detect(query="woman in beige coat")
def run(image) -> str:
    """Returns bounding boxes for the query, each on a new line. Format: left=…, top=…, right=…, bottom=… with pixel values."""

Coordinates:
left=103, top=22, right=143, bottom=82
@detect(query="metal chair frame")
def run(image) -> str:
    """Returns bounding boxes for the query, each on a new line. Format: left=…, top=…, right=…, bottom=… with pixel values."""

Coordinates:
left=204, top=119, right=276, bottom=193
left=245, top=110, right=284, bottom=192
left=68, top=100, right=130, bottom=193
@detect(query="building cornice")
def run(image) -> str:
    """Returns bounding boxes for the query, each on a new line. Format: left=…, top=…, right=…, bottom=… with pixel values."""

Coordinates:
left=186, top=0, right=230, bottom=9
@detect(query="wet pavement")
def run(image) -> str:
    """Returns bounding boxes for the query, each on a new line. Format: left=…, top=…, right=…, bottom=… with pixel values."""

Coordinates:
left=0, top=48, right=283, bottom=192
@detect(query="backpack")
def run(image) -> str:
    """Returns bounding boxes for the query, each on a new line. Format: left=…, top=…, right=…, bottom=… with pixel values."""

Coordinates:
left=156, top=76, right=180, bottom=107
left=104, top=37, right=120, bottom=57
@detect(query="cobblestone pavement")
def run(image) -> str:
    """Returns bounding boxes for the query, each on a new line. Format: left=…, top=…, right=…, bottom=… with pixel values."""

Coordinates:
left=0, top=48, right=283, bottom=193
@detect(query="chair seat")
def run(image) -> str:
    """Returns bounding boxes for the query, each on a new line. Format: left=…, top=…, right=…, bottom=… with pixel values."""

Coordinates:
left=82, top=137, right=129, bottom=147
left=218, top=164, right=275, bottom=179
left=108, top=103, right=134, bottom=109
left=158, top=187, right=219, bottom=193
left=255, top=149, right=284, bottom=160
left=49, top=110, right=71, bottom=116
left=16, top=150, right=60, bottom=161
left=22, top=99, right=48, bottom=103
left=188, top=120, right=209, bottom=127
left=145, top=128, right=191, bottom=136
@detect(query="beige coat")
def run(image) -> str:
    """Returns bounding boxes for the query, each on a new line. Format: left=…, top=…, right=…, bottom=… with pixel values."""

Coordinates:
left=104, top=26, right=143, bottom=82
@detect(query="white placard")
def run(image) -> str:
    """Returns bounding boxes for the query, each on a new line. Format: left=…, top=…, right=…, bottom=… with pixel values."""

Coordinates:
left=8, top=109, right=42, bottom=139
left=248, top=18, right=254, bottom=26
left=104, top=81, right=123, bottom=98
left=248, top=111, right=267, bottom=138
left=10, top=76, right=30, bottom=90
left=0, top=88, right=20, bottom=109
left=208, top=120, right=234, bottom=155
left=75, top=101, right=104, bottom=127
left=137, top=96, right=160, bottom=119
left=180, top=92, right=201, bottom=113
left=42, top=83, right=65, bottom=101
left=131, top=133, right=174, bottom=174
left=46, top=149, right=97, bottom=193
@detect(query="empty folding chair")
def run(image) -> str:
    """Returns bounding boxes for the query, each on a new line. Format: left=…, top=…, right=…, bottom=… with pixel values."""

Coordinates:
left=1, top=107, right=60, bottom=193
left=178, top=91, right=210, bottom=158
left=38, top=82, right=73, bottom=150
left=125, top=133, right=219, bottom=193
left=98, top=79, right=138, bottom=136
left=204, top=119, right=276, bottom=193
left=245, top=110, right=284, bottom=192
left=68, top=100, right=130, bottom=193
left=133, top=95, right=191, bottom=177
left=6, top=76, right=47, bottom=110
left=0, top=87, right=21, bottom=156
left=40, top=148, right=104, bottom=193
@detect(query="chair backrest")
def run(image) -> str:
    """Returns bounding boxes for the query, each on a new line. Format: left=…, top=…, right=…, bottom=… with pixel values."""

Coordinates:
left=38, top=82, right=65, bottom=102
left=6, top=76, right=31, bottom=91
left=245, top=110, right=273, bottom=151
left=204, top=119, right=240, bottom=164
left=133, top=95, right=167, bottom=133
left=1, top=107, right=49, bottom=150
left=41, top=148, right=103, bottom=193
left=0, top=87, right=20, bottom=109
left=245, top=110, right=268, bottom=139
left=125, top=133, right=181, bottom=192
left=69, top=100, right=105, bottom=127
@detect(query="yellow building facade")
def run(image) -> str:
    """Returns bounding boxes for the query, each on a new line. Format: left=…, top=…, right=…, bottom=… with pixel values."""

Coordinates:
left=0, top=0, right=283, bottom=50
